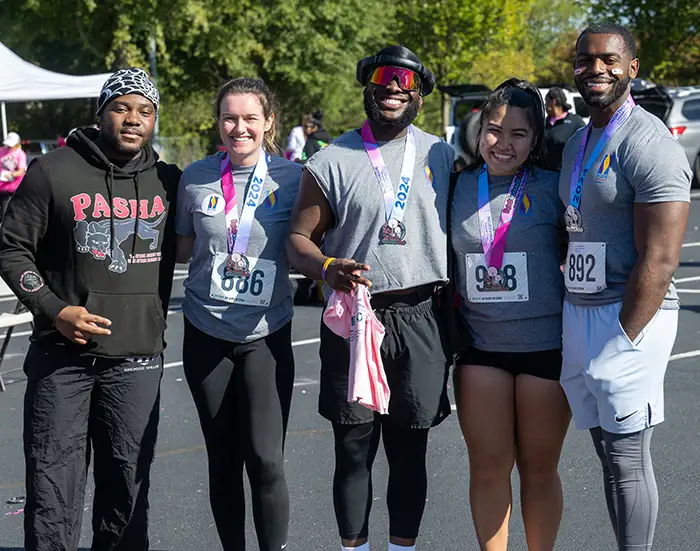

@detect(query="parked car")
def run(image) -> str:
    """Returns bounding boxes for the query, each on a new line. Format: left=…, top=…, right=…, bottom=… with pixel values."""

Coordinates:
left=440, top=84, right=491, bottom=168
left=441, top=83, right=589, bottom=168
left=22, top=139, right=59, bottom=163
left=631, top=79, right=700, bottom=186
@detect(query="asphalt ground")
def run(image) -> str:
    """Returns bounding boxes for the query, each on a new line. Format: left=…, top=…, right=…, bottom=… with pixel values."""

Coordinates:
left=3, top=196, right=700, bottom=550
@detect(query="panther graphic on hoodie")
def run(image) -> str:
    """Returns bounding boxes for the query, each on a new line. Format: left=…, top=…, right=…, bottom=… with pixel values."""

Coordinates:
left=74, top=212, right=166, bottom=273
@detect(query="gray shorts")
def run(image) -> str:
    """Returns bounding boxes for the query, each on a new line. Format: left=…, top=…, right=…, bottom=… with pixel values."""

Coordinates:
left=560, top=300, right=678, bottom=434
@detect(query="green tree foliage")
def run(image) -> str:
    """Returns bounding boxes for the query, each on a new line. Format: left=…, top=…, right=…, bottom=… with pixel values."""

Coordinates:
left=0, top=0, right=392, bottom=143
left=587, top=0, right=700, bottom=84
left=395, top=0, right=541, bottom=134
left=2, top=0, right=650, bottom=147
left=529, top=0, right=588, bottom=85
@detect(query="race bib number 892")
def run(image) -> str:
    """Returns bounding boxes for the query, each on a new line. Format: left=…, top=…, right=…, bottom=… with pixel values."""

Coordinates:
left=564, top=242, right=606, bottom=294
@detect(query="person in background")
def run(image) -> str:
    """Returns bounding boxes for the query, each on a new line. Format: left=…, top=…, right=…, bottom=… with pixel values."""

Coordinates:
left=301, top=110, right=331, bottom=162
left=0, top=132, right=27, bottom=221
left=285, top=116, right=306, bottom=162
left=544, top=88, right=585, bottom=171
left=176, top=77, right=301, bottom=551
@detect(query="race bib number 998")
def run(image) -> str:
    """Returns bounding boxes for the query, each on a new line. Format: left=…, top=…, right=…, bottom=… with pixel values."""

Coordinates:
left=210, top=252, right=276, bottom=306
left=565, top=242, right=606, bottom=294
left=466, top=252, right=529, bottom=303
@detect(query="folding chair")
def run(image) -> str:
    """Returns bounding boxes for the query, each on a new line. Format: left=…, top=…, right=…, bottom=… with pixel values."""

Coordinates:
left=0, top=280, right=33, bottom=391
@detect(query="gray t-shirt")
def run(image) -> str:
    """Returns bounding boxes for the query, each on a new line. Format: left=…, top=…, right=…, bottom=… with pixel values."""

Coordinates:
left=176, top=152, right=302, bottom=343
left=452, top=166, right=566, bottom=352
left=305, top=126, right=455, bottom=297
left=559, top=106, right=692, bottom=309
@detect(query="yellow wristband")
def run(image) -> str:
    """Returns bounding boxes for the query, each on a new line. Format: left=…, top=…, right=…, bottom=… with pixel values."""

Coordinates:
left=322, top=257, right=336, bottom=282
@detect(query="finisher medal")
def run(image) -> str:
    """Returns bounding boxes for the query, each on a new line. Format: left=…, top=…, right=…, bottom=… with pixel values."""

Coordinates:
left=565, top=205, right=584, bottom=233
left=483, top=266, right=508, bottom=292
left=378, top=218, right=407, bottom=245
left=224, top=252, right=250, bottom=278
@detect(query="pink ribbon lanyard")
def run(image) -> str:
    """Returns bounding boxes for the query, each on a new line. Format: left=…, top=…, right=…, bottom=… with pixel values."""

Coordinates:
left=219, top=151, right=269, bottom=256
left=477, top=165, right=529, bottom=269
left=361, top=121, right=416, bottom=223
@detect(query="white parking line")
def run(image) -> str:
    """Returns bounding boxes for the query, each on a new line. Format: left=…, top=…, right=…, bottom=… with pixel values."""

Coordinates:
left=670, top=350, right=700, bottom=362
left=292, top=338, right=320, bottom=347
left=681, top=241, right=700, bottom=248
left=674, top=275, right=700, bottom=284
left=676, top=289, right=700, bottom=294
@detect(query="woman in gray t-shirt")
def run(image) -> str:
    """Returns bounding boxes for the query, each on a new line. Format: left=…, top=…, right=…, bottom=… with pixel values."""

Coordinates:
left=450, top=79, right=571, bottom=550
left=174, top=77, right=301, bottom=551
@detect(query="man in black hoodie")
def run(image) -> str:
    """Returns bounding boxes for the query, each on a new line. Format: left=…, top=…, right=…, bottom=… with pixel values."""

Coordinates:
left=301, top=110, right=331, bottom=162
left=0, top=68, right=181, bottom=551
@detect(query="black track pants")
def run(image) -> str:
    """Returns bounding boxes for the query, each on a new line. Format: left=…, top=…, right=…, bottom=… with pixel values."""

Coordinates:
left=23, top=345, right=163, bottom=551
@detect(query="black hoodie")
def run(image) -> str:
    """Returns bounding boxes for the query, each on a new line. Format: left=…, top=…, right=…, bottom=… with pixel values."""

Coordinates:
left=302, top=127, right=331, bottom=162
left=0, top=127, right=181, bottom=357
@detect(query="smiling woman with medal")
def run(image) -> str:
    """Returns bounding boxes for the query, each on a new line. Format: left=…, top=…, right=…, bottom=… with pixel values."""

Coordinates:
left=450, top=79, right=570, bottom=551
left=174, top=77, right=302, bottom=551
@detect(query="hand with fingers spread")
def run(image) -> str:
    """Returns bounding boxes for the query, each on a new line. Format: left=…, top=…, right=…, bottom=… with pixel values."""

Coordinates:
left=324, top=258, right=372, bottom=293
left=54, top=306, right=112, bottom=345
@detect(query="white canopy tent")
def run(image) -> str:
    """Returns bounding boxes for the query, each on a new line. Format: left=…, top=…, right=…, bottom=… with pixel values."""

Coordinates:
left=0, top=41, right=112, bottom=139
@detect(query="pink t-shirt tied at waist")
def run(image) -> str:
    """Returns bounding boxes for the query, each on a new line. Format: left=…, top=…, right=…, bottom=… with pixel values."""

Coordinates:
left=323, top=285, right=390, bottom=414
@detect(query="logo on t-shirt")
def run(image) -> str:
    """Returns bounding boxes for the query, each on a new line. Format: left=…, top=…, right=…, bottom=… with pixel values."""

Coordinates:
left=424, top=165, right=436, bottom=190
left=595, top=153, right=615, bottom=182
left=201, top=194, right=224, bottom=215
left=520, top=192, right=532, bottom=215
left=264, top=189, right=278, bottom=209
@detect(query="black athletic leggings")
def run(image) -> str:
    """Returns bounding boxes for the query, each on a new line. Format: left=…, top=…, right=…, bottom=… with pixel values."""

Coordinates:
left=183, top=319, right=294, bottom=551
left=332, top=418, right=430, bottom=540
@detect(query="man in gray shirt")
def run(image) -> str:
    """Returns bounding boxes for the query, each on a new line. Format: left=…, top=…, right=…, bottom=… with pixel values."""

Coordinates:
left=287, top=46, right=454, bottom=551
left=559, top=23, right=691, bottom=550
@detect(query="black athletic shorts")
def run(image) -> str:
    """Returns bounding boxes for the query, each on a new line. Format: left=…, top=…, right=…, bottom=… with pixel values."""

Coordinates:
left=456, top=347, right=562, bottom=381
left=319, top=285, right=451, bottom=429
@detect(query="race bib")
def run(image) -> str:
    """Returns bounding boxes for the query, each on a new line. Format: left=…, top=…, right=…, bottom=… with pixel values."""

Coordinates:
left=210, top=252, right=276, bottom=306
left=565, top=242, right=606, bottom=294
left=465, top=252, right=529, bottom=303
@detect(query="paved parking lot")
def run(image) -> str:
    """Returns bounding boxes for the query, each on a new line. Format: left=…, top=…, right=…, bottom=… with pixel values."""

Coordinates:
left=3, top=196, right=700, bottom=550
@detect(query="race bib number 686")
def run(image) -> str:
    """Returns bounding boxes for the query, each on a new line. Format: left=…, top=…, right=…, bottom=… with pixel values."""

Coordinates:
left=210, top=252, right=276, bottom=306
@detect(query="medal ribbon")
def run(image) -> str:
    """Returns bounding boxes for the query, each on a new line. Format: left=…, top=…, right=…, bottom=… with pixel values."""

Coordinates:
left=569, top=95, right=635, bottom=211
left=477, top=165, right=529, bottom=269
left=361, top=120, right=416, bottom=223
left=220, top=150, right=269, bottom=256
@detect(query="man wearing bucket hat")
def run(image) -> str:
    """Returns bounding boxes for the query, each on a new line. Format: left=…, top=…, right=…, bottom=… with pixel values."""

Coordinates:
left=0, top=131, right=27, bottom=221
left=0, top=68, right=181, bottom=551
left=288, top=46, right=455, bottom=551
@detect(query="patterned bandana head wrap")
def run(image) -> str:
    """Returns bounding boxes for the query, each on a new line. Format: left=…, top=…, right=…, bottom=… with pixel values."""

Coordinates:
left=96, top=68, right=160, bottom=116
